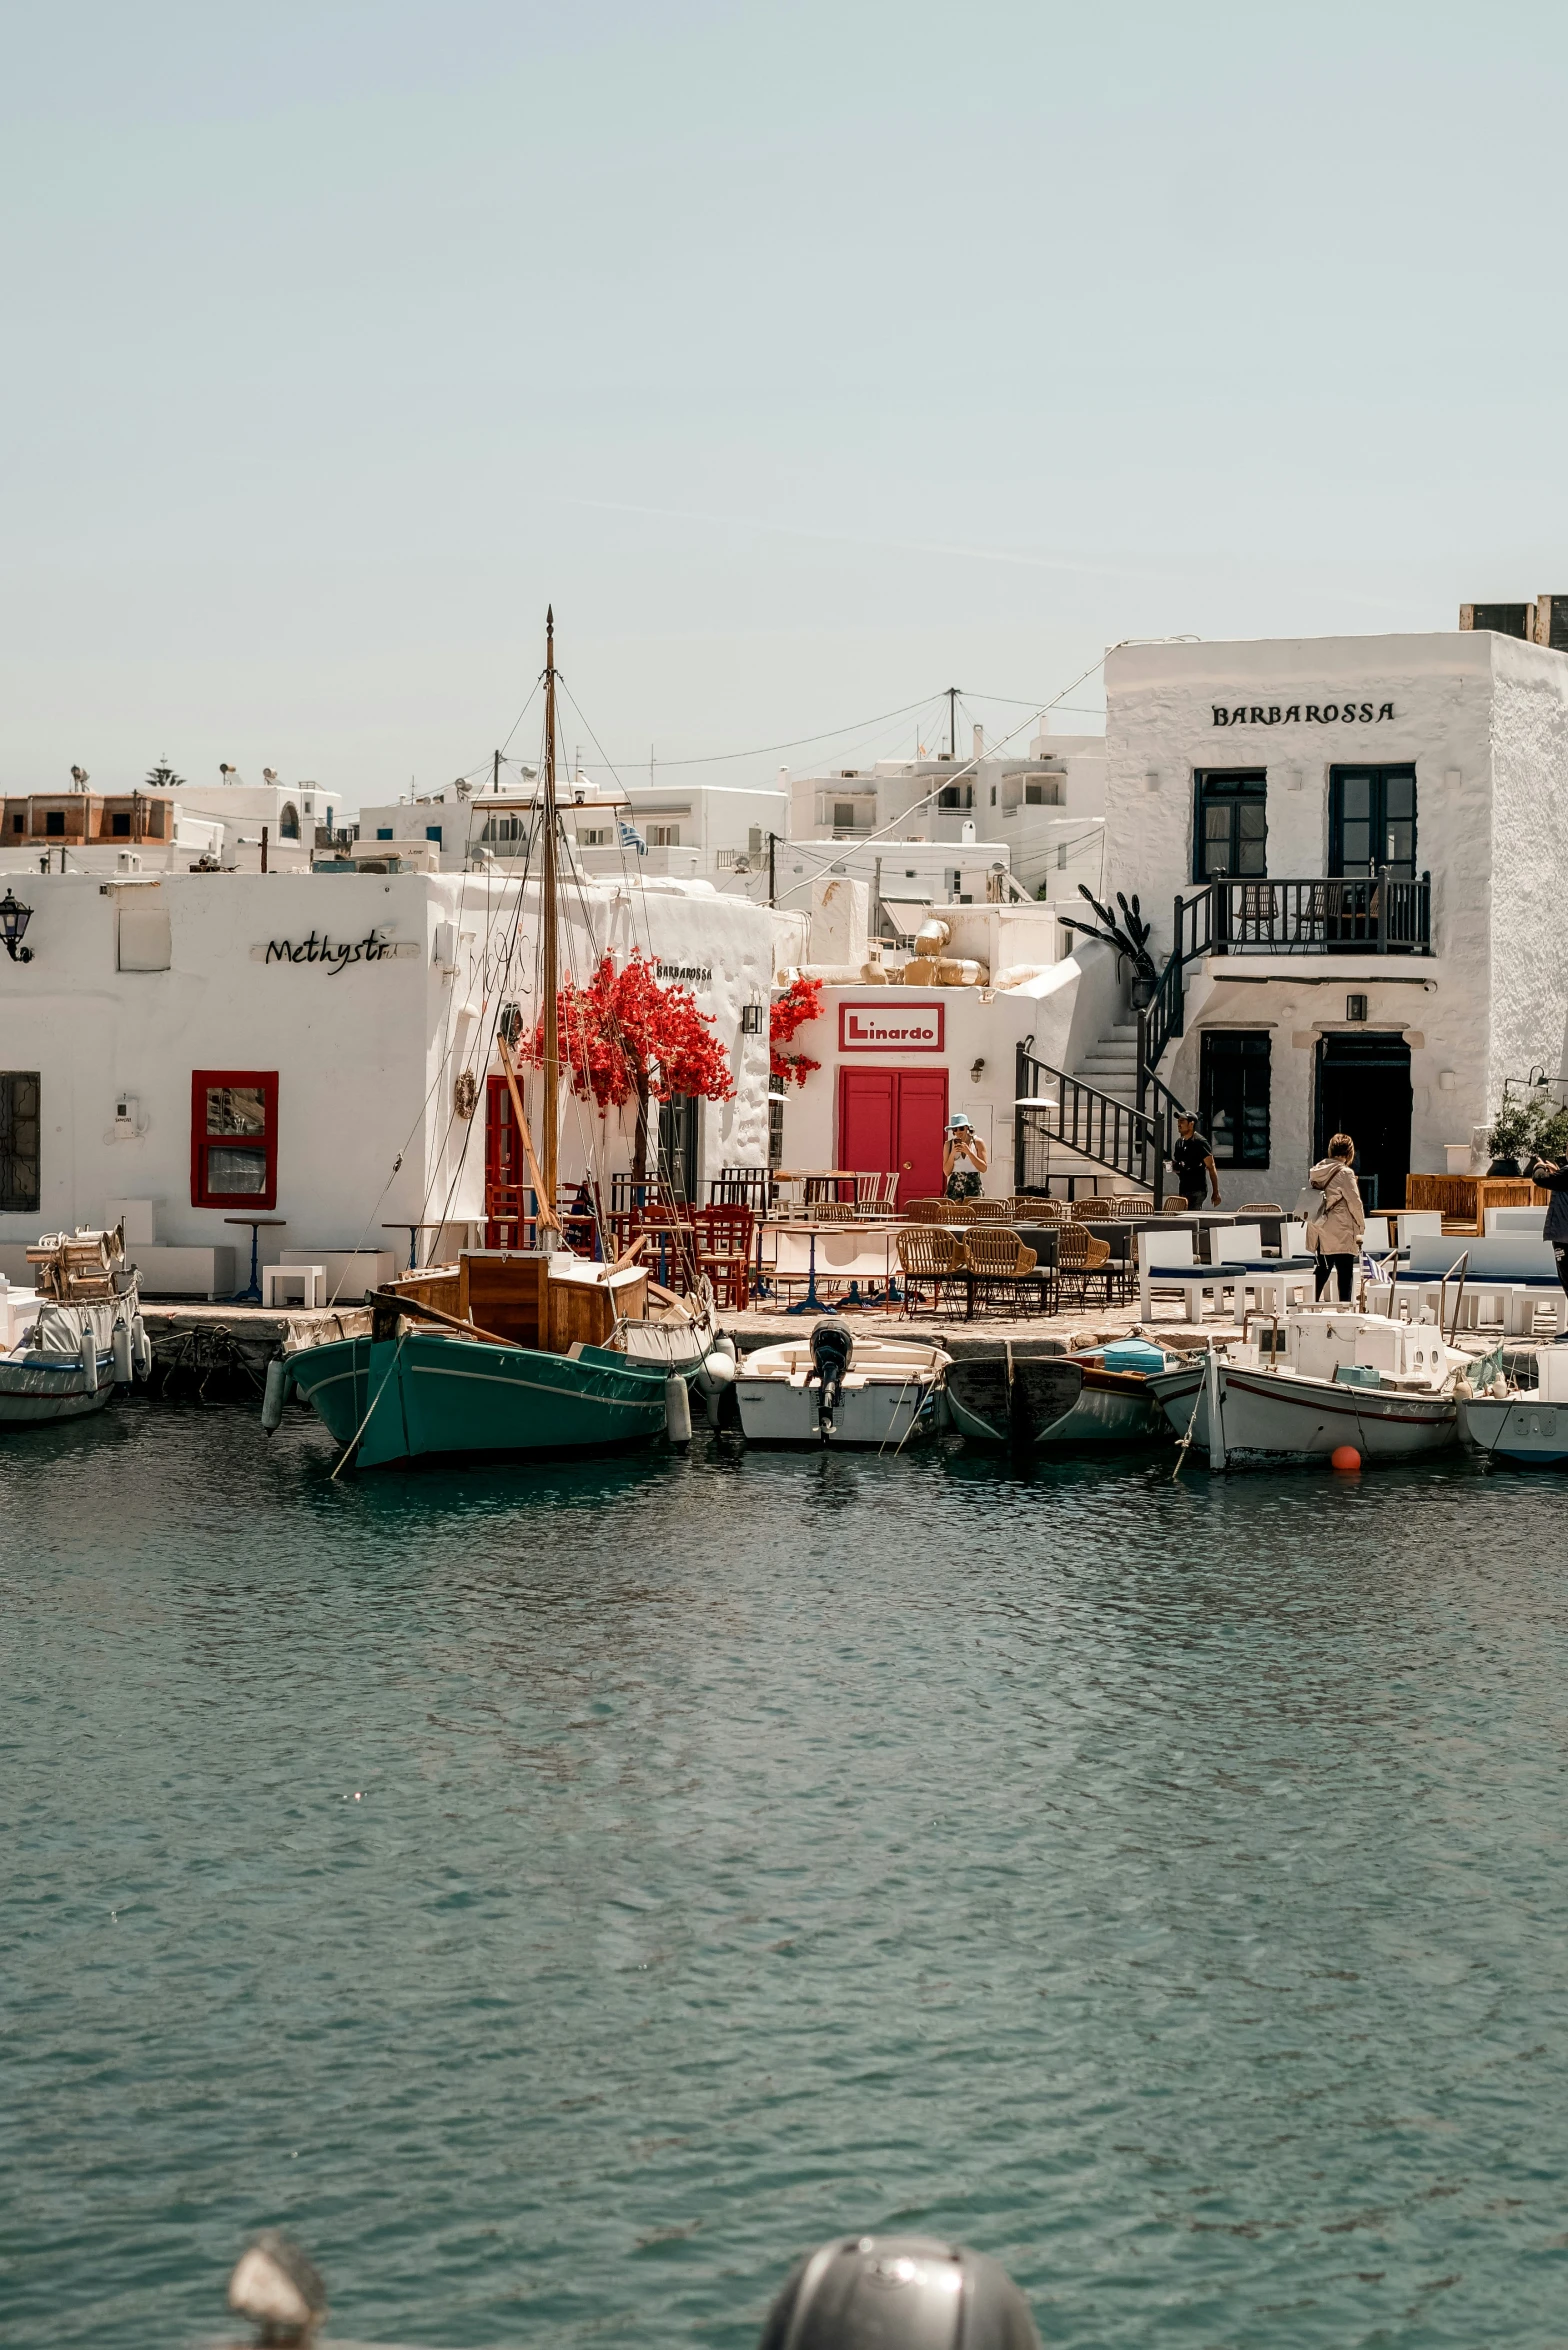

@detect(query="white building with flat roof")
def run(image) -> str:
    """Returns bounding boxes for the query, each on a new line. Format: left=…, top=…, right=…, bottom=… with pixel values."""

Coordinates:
left=0, top=869, right=773, bottom=1292
left=358, top=774, right=788, bottom=891
left=1096, top=630, right=1568, bottom=1209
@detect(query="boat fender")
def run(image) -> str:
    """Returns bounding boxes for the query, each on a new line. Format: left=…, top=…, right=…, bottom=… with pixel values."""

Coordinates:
left=664, top=1374, right=693, bottom=1447
left=694, top=1348, right=737, bottom=1398
left=79, top=1326, right=99, bottom=1394
left=131, top=1315, right=152, bottom=1380
left=711, top=1333, right=737, bottom=1361
left=261, top=1356, right=292, bottom=1434
left=112, top=1319, right=134, bottom=1385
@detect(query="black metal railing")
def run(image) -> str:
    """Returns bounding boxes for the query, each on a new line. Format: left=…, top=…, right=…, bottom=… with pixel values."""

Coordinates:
left=1177, top=870, right=1432, bottom=959
left=1015, top=1041, right=1187, bottom=1207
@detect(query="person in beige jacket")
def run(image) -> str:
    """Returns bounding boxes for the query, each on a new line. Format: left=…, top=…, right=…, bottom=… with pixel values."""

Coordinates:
left=1308, top=1132, right=1365, bottom=1301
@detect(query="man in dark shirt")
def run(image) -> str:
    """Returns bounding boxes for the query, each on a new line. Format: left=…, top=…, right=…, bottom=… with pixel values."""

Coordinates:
left=1530, top=1157, right=1568, bottom=1306
left=1170, top=1115, right=1221, bottom=1210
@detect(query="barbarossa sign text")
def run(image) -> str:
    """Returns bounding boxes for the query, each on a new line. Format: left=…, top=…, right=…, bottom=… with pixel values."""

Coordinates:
left=838, top=1002, right=945, bottom=1052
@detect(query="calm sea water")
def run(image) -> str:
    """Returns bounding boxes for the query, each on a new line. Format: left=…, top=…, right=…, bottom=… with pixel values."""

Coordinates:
left=5, top=1402, right=1568, bottom=2348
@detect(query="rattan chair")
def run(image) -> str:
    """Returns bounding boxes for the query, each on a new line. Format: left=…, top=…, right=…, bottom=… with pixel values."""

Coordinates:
left=965, top=1198, right=1012, bottom=1222
left=810, top=1200, right=857, bottom=1224
left=1057, top=1220, right=1114, bottom=1306
left=963, top=1225, right=1050, bottom=1315
left=1113, top=1196, right=1154, bottom=1218
left=896, top=1225, right=967, bottom=1314
left=1014, top=1196, right=1068, bottom=1223
left=1241, top=1201, right=1283, bottom=1214
left=903, top=1197, right=951, bottom=1224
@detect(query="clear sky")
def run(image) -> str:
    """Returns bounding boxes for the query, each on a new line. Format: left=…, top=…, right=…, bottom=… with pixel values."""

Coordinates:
left=4, top=1, right=1567, bottom=811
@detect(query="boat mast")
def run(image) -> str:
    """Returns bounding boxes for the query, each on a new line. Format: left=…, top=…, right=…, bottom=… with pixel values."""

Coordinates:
left=541, top=607, right=560, bottom=1227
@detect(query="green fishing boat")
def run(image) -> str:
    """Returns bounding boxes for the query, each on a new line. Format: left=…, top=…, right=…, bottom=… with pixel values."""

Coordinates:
left=280, top=611, right=703, bottom=1472
left=288, top=1321, right=669, bottom=1467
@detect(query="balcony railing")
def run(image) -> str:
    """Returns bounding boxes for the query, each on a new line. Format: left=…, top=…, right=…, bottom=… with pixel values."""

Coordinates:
left=1175, top=870, right=1432, bottom=960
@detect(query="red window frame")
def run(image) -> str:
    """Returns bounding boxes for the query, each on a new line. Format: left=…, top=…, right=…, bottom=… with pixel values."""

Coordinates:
left=191, top=1069, right=279, bottom=1209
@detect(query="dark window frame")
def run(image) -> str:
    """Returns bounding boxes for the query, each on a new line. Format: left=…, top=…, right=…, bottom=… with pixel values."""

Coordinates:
left=1193, top=769, right=1268, bottom=884
left=190, top=1069, right=279, bottom=1209
left=0, top=1071, right=41, bottom=1211
left=1199, top=1030, right=1271, bottom=1168
left=1328, top=765, right=1417, bottom=880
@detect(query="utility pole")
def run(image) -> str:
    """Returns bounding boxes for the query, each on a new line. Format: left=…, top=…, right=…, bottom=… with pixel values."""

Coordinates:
left=946, top=685, right=959, bottom=759
left=492, top=748, right=500, bottom=795
left=768, top=831, right=777, bottom=906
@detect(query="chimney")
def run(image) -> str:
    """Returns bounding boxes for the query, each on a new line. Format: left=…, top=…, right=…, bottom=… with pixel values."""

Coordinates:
left=972, top=723, right=985, bottom=761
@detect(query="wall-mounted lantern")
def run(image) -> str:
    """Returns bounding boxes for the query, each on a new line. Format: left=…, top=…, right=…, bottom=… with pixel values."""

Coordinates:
left=741, top=998, right=766, bottom=1035
left=0, top=889, right=34, bottom=962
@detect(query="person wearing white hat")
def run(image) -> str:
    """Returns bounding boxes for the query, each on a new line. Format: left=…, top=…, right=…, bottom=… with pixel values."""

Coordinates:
left=942, top=1111, right=989, bottom=1202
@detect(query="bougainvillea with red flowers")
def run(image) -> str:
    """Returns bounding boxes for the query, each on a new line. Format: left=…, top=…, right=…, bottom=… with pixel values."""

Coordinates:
left=769, top=974, right=824, bottom=1088
left=524, top=953, right=735, bottom=1179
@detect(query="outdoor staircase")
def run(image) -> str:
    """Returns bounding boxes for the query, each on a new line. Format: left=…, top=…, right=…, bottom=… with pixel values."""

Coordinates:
left=1072, top=1021, right=1141, bottom=1113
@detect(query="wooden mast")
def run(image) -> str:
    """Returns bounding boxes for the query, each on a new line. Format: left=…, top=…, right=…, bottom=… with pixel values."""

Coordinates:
left=540, top=607, right=560, bottom=1231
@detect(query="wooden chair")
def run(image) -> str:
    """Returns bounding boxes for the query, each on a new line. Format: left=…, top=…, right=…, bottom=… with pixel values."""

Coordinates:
left=693, top=1204, right=753, bottom=1309
left=710, top=1166, right=771, bottom=1211
left=896, top=1225, right=968, bottom=1314
left=631, top=1209, right=700, bottom=1292
left=876, top=1170, right=902, bottom=1210
left=1057, top=1220, right=1114, bottom=1307
left=963, top=1225, right=1050, bottom=1315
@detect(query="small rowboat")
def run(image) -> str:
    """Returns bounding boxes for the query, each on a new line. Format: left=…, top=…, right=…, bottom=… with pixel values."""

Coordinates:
left=734, top=1322, right=949, bottom=1447
left=946, top=1348, right=1166, bottom=1449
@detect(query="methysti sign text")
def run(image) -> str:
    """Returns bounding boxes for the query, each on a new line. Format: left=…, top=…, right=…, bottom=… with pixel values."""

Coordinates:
left=839, top=1002, right=945, bottom=1052
left=249, top=929, right=421, bottom=971
left=1213, top=700, right=1395, bottom=727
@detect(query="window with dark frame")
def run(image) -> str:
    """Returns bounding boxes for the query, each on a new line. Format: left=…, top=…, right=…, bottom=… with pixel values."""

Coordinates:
left=1329, top=766, right=1416, bottom=879
left=0, top=1072, right=40, bottom=1211
left=191, top=1071, right=278, bottom=1208
left=1193, top=770, right=1267, bottom=882
left=1199, top=1031, right=1271, bottom=1168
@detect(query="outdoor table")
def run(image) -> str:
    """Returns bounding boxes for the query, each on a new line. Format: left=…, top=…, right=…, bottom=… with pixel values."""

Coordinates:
left=224, top=1215, right=287, bottom=1305
left=382, top=1219, right=463, bottom=1273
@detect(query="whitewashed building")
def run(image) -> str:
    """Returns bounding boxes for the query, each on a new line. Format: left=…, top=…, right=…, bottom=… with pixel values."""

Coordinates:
left=0, top=869, right=773, bottom=1292
left=358, top=775, right=788, bottom=891
left=1100, top=630, right=1568, bottom=1210
left=783, top=725, right=1107, bottom=919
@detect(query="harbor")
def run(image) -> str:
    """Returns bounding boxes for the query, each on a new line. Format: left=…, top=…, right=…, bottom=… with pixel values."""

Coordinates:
left=10, top=1401, right=1568, bottom=2349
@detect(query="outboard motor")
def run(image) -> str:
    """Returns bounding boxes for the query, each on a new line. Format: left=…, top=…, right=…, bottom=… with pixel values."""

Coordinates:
left=758, top=2233, right=1041, bottom=2349
left=808, top=1319, right=855, bottom=1444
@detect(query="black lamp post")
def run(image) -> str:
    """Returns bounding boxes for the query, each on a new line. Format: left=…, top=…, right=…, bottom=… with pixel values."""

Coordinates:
left=0, top=889, right=34, bottom=962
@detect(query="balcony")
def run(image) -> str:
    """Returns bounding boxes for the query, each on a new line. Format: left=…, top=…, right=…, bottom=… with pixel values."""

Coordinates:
left=1179, top=872, right=1432, bottom=959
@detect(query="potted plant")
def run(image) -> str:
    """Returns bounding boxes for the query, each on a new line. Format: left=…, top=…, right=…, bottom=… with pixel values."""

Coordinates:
left=1057, top=886, right=1159, bottom=1007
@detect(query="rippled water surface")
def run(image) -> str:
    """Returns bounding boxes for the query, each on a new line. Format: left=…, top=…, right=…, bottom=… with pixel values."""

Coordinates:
left=6, top=1402, right=1568, bottom=2347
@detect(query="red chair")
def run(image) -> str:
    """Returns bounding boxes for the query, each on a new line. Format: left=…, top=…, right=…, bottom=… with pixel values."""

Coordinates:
left=694, top=1204, right=754, bottom=1309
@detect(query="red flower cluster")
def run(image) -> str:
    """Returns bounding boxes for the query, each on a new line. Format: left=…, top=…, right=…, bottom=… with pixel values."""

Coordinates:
left=770, top=974, right=824, bottom=1089
left=524, top=953, right=736, bottom=1112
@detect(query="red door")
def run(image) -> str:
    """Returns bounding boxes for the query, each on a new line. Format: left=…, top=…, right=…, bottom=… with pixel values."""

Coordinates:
left=838, top=1066, right=948, bottom=1205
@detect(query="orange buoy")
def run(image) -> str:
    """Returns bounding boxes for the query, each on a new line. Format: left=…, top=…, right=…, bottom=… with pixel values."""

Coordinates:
left=1331, top=1444, right=1362, bottom=1472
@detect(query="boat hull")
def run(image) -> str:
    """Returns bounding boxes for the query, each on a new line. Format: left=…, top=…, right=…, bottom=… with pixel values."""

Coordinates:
left=733, top=1373, right=939, bottom=1447
left=946, top=1357, right=1163, bottom=1448
left=1459, top=1393, right=1568, bottom=1465
left=1195, top=1364, right=1457, bottom=1464
left=288, top=1331, right=670, bottom=1467
left=0, top=1352, right=116, bottom=1425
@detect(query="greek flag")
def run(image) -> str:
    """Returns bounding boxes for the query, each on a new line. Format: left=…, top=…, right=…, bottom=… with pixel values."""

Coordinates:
left=620, top=818, right=647, bottom=856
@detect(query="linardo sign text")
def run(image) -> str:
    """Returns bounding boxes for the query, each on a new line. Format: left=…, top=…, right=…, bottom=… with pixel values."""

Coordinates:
left=1213, top=699, right=1396, bottom=728
left=839, top=1001, right=945, bottom=1052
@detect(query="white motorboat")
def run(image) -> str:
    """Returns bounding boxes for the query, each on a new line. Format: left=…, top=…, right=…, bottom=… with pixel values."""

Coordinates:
left=0, top=1229, right=151, bottom=1427
left=1457, top=1341, right=1568, bottom=1466
left=1156, top=1308, right=1466, bottom=1468
left=734, top=1320, right=951, bottom=1448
